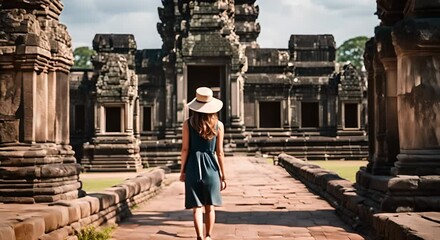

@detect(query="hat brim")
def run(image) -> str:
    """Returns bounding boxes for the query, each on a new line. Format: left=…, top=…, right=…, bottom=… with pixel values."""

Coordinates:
left=187, top=97, right=223, bottom=114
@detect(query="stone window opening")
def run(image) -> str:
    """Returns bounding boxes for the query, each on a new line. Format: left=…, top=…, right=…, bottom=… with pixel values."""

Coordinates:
left=343, top=103, right=359, bottom=129
left=258, top=101, right=281, bottom=128
left=142, top=106, right=152, bottom=131
left=105, top=106, right=122, bottom=133
left=301, top=102, right=319, bottom=128
left=74, top=105, right=85, bottom=134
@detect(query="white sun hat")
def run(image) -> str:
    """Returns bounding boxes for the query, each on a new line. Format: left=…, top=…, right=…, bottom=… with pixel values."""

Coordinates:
left=187, top=87, right=223, bottom=114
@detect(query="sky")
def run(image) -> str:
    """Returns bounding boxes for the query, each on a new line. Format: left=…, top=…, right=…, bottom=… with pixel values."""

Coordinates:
left=60, top=0, right=379, bottom=50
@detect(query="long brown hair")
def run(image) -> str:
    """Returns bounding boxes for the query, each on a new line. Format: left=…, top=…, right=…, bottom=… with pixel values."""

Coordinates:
left=189, top=111, right=218, bottom=140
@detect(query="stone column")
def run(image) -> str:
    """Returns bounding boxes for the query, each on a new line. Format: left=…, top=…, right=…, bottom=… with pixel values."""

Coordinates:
left=0, top=0, right=82, bottom=203
left=363, top=38, right=376, bottom=172
left=375, top=26, right=400, bottom=174
left=392, top=17, right=440, bottom=175
left=371, top=52, right=391, bottom=175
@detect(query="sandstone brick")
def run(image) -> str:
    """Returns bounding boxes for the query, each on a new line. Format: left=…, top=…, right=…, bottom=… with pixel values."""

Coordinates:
left=80, top=196, right=100, bottom=215
left=0, top=224, right=15, bottom=240
left=388, top=176, right=419, bottom=191
left=13, top=216, right=45, bottom=240
left=88, top=193, right=117, bottom=211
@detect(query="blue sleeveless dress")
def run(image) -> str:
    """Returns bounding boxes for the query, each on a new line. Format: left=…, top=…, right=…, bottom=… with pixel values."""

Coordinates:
left=184, top=122, right=222, bottom=209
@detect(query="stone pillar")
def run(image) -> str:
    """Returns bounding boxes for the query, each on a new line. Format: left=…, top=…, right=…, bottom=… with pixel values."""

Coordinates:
left=0, top=0, right=82, bottom=203
left=371, top=52, right=391, bottom=175
left=363, top=38, right=376, bottom=172
left=392, top=17, right=440, bottom=175
left=375, top=26, right=400, bottom=174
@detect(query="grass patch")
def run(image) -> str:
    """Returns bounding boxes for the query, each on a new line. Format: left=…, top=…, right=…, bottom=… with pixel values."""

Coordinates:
left=310, top=161, right=367, bottom=182
left=77, top=225, right=115, bottom=240
left=81, top=178, right=126, bottom=192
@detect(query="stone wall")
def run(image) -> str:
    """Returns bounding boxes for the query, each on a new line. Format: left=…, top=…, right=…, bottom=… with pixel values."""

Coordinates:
left=0, top=169, right=165, bottom=240
left=278, top=153, right=440, bottom=240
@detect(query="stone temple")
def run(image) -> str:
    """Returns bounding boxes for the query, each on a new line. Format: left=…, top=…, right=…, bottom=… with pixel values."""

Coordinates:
left=0, top=0, right=439, bottom=237
left=69, top=0, right=368, bottom=171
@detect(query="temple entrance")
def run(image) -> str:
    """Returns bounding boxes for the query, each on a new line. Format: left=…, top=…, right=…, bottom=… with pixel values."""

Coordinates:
left=301, top=102, right=319, bottom=128
left=143, top=106, right=152, bottom=131
left=187, top=65, right=225, bottom=119
left=259, top=101, right=281, bottom=128
left=105, top=107, right=122, bottom=132
left=344, top=103, right=359, bottom=128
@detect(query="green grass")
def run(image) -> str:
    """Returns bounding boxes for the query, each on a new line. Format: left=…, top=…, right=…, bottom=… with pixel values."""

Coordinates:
left=81, top=178, right=126, bottom=192
left=77, top=225, right=115, bottom=240
left=310, top=160, right=367, bottom=182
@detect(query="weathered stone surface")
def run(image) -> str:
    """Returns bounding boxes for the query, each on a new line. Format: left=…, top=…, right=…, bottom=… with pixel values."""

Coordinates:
left=0, top=224, right=15, bottom=240
left=374, top=212, right=440, bottom=240
left=0, top=0, right=80, bottom=203
left=0, top=168, right=165, bottom=240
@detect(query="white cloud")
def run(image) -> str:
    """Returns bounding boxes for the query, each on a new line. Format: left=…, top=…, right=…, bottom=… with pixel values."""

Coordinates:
left=60, top=0, right=379, bottom=49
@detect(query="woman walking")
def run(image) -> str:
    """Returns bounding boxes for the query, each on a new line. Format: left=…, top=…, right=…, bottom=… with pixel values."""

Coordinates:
left=179, top=87, right=227, bottom=240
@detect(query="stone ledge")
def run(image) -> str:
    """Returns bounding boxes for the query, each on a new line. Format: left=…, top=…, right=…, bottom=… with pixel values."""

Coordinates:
left=0, top=168, right=165, bottom=240
left=278, top=154, right=363, bottom=228
left=278, top=153, right=440, bottom=240
left=374, top=212, right=440, bottom=240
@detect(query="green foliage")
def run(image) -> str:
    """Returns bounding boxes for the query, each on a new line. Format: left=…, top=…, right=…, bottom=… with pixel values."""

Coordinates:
left=73, top=46, right=95, bottom=69
left=77, top=225, right=115, bottom=240
left=336, top=36, right=369, bottom=71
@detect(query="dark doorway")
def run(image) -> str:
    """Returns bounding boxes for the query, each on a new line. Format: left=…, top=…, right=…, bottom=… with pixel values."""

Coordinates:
left=259, top=101, right=281, bottom=128
left=74, top=105, right=85, bottom=133
left=301, top=102, right=319, bottom=128
left=143, top=106, right=152, bottom=131
left=187, top=65, right=224, bottom=119
left=106, top=107, right=121, bottom=132
left=344, top=103, right=358, bottom=128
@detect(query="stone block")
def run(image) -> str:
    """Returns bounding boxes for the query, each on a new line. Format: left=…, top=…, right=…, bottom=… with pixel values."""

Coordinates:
left=39, top=226, right=72, bottom=240
left=419, top=176, right=440, bottom=193
left=13, top=216, right=45, bottom=240
left=414, top=197, right=440, bottom=212
left=80, top=196, right=100, bottom=215
left=0, top=224, right=15, bottom=240
left=88, top=193, right=117, bottom=211
left=0, top=120, right=19, bottom=143
left=106, top=186, right=129, bottom=201
left=381, top=196, right=415, bottom=212
left=75, top=200, right=92, bottom=218
left=388, top=176, right=419, bottom=191
left=48, top=206, right=69, bottom=228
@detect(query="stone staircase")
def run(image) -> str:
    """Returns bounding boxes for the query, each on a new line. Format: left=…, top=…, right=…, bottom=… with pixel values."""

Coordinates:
left=138, top=130, right=368, bottom=169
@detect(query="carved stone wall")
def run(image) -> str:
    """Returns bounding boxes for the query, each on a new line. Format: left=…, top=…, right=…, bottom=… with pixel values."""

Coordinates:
left=158, top=0, right=247, bottom=135
left=0, top=0, right=82, bottom=203
left=356, top=0, right=440, bottom=213
left=81, top=34, right=142, bottom=172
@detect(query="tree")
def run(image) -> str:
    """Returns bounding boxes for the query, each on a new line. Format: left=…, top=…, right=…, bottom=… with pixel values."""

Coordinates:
left=73, top=46, right=95, bottom=69
left=336, top=36, right=369, bottom=71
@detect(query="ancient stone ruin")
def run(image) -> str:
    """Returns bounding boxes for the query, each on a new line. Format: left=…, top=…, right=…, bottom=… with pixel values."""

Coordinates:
left=80, top=34, right=143, bottom=172
left=357, top=0, right=440, bottom=213
left=0, top=0, right=82, bottom=203
left=70, top=0, right=368, bottom=169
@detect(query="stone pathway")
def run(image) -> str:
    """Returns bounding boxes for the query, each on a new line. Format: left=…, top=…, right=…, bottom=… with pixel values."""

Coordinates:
left=111, top=156, right=365, bottom=240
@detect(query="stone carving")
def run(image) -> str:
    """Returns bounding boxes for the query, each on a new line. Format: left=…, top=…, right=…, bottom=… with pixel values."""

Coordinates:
left=0, top=0, right=81, bottom=203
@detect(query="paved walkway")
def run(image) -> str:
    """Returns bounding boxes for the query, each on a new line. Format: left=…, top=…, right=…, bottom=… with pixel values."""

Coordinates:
left=111, top=156, right=365, bottom=240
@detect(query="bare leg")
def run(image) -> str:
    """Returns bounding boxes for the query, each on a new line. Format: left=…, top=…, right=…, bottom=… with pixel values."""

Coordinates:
left=193, top=207, right=204, bottom=239
left=204, top=205, right=215, bottom=239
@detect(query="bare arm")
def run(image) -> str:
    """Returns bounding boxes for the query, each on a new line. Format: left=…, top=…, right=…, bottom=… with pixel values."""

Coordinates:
left=216, top=121, right=226, bottom=183
left=179, top=119, right=190, bottom=182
